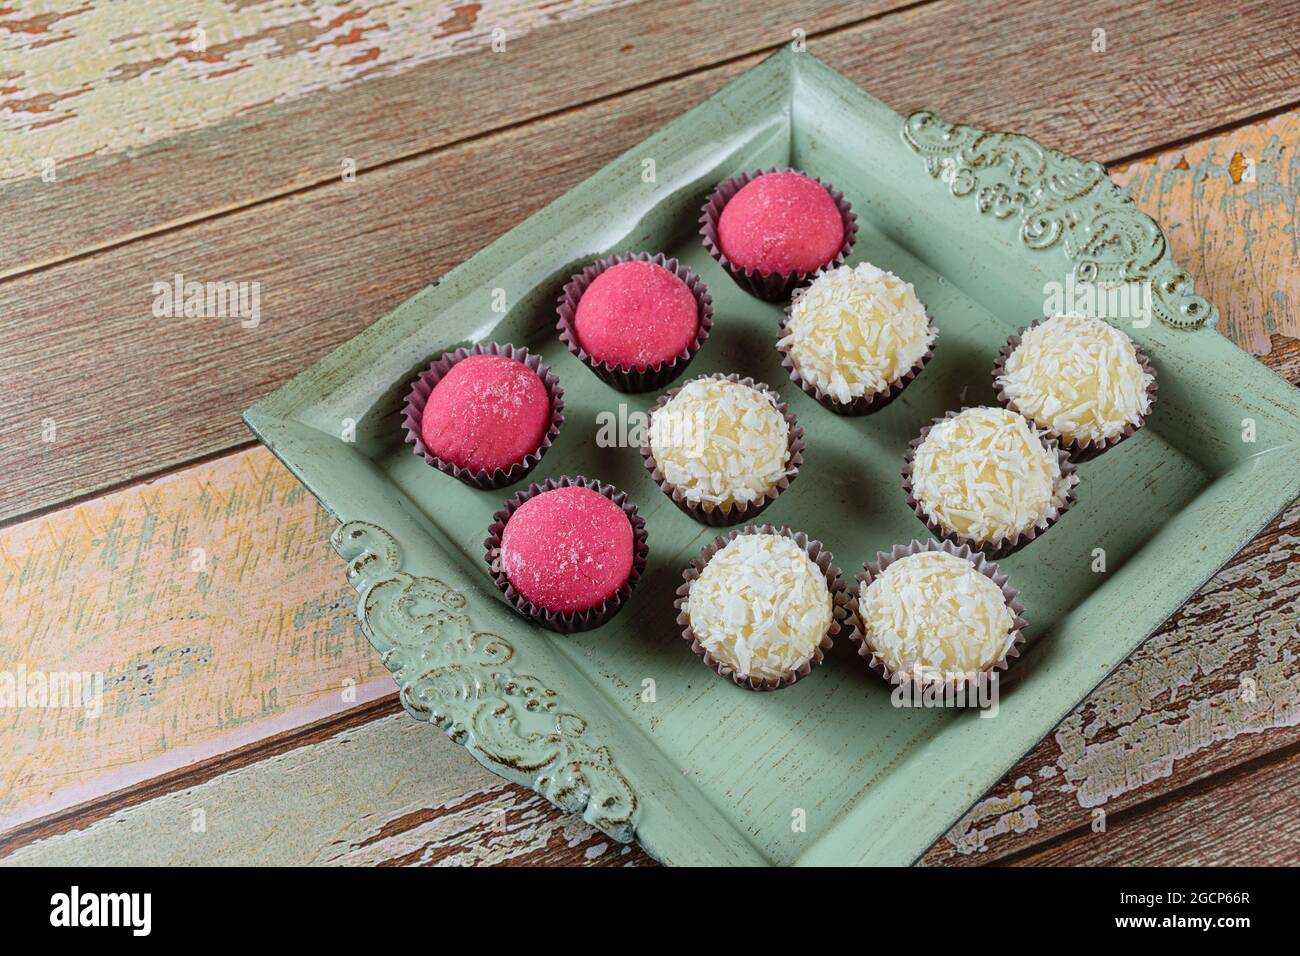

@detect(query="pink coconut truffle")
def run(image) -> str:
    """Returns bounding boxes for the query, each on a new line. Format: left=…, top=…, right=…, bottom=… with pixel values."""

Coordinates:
left=717, top=171, right=845, bottom=275
left=501, top=485, right=634, bottom=613
left=420, top=353, right=551, bottom=474
left=573, top=261, right=699, bottom=370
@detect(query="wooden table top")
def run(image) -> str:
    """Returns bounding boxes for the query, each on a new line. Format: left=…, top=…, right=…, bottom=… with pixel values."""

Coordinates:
left=2, top=0, right=1298, bottom=867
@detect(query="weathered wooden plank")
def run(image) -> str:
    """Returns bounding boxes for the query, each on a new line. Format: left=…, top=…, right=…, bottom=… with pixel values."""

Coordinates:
left=1264, top=335, right=1300, bottom=384
left=0, top=713, right=653, bottom=866
left=0, top=445, right=392, bottom=830
left=0, top=695, right=402, bottom=855
left=1008, top=743, right=1300, bottom=866
left=6, top=16, right=1300, bottom=523
left=918, top=498, right=1300, bottom=865
left=10, top=0, right=1300, bottom=279
left=821, top=0, right=1300, bottom=158
left=1110, top=110, right=1300, bottom=355
left=1, top=0, right=904, bottom=275
left=1, top=0, right=632, bottom=182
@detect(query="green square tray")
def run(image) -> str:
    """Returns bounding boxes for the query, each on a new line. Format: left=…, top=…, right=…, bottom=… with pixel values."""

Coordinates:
left=244, top=49, right=1300, bottom=866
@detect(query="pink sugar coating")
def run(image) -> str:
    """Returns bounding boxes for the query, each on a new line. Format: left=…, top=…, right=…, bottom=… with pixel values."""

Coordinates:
left=573, top=261, right=700, bottom=370
left=501, top=486, right=634, bottom=614
left=717, top=171, right=845, bottom=275
left=420, top=353, right=551, bottom=474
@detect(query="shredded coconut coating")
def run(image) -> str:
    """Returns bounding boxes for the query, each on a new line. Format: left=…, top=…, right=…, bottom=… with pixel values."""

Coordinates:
left=860, top=551, right=1013, bottom=679
left=997, top=314, right=1153, bottom=444
left=686, top=533, right=833, bottom=681
left=649, top=378, right=790, bottom=508
left=912, top=406, right=1072, bottom=546
left=779, top=262, right=934, bottom=404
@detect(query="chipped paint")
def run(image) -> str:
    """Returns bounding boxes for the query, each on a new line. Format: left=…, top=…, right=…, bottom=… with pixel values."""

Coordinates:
left=3, top=714, right=651, bottom=866
left=1053, top=615, right=1299, bottom=808
left=0, top=0, right=636, bottom=181
left=1047, top=506, right=1300, bottom=808
left=1112, top=111, right=1300, bottom=353
left=942, top=775, right=1039, bottom=855
left=0, top=63, right=1297, bottom=862
left=5, top=475, right=1298, bottom=865
left=0, top=446, right=389, bottom=823
left=332, top=784, right=640, bottom=866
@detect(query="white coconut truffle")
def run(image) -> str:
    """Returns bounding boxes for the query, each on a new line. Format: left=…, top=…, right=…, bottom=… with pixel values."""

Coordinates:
left=911, top=406, right=1074, bottom=547
left=859, top=551, right=1014, bottom=680
left=778, top=262, right=934, bottom=405
left=686, top=533, right=833, bottom=682
left=997, top=313, right=1153, bottom=445
left=649, top=377, right=789, bottom=510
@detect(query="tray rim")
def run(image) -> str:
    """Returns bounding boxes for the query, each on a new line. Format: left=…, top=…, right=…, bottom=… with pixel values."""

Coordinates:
left=244, top=47, right=1300, bottom=866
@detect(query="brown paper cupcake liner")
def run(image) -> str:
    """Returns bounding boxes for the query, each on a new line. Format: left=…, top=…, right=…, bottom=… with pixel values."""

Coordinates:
left=699, top=167, right=858, bottom=302
left=483, top=475, right=649, bottom=634
left=402, top=342, right=565, bottom=490
left=556, top=251, right=714, bottom=393
left=640, top=372, right=804, bottom=526
left=777, top=278, right=937, bottom=415
left=992, top=318, right=1159, bottom=463
left=848, top=538, right=1027, bottom=695
left=674, top=524, right=851, bottom=691
left=901, top=406, right=1079, bottom=561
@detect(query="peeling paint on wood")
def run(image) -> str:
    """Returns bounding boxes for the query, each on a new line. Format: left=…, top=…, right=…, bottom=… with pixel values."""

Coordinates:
left=0, top=446, right=390, bottom=828
left=4, top=467, right=1296, bottom=865
left=941, top=776, right=1039, bottom=856
left=1016, top=743, right=1300, bottom=866
left=0, top=1, right=907, bottom=277
left=1111, top=111, right=1300, bottom=355
left=1053, top=617, right=1298, bottom=809
left=2, top=713, right=652, bottom=866
left=0, top=0, right=635, bottom=181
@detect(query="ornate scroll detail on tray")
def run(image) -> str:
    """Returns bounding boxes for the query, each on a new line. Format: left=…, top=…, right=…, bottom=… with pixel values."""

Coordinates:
left=901, top=111, right=1217, bottom=330
left=330, top=520, right=638, bottom=842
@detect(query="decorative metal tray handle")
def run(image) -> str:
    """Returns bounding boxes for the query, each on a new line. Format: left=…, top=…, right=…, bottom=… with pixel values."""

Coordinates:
left=902, top=111, right=1216, bottom=332
left=332, top=520, right=639, bottom=843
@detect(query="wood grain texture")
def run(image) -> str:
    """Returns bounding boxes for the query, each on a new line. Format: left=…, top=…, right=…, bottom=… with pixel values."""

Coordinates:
left=0, top=60, right=734, bottom=523
left=1111, top=110, right=1300, bottom=354
left=10, top=0, right=1300, bottom=278
left=1, top=0, right=903, bottom=275
left=1, top=0, right=634, bottom=180
left=1011, top=742, right=1300, bottom=866
left=1, top=713, right=654, bottom=866
left=6, top=1, right=1300, bottom=523
left=0, top=446, right=391, bottom=830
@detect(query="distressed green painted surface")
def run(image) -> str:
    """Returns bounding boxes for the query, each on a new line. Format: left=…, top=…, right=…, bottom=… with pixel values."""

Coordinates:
left=244, top=50, right=1300, bottom=865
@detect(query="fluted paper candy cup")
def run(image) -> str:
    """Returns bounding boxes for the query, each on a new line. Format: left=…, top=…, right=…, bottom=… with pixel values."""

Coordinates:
left=777, top=274, right=937, bottom=416
left=992, top=318, right=1158, bottom=463
left=700, top=167, right=858, bottom=302
left=901, top=406, right=1080, bottom=560
left=640, top=372, right=804, bottom=527
left=848, top=538, right=1027, bottom=697
left=401, top=342, right=564, bottom=490
left=556, top=251, right=714, bottom=393
left=675, top=524, right=850, bottom=691
left=483, top=475, right=649, bottom=634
